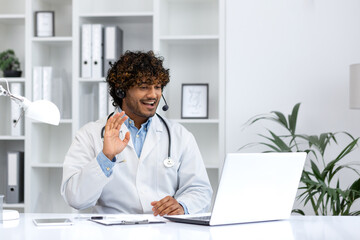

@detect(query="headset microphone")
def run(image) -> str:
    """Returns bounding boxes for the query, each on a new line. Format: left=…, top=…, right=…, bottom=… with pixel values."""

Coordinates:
left=161, top=94, right=169, bottom=111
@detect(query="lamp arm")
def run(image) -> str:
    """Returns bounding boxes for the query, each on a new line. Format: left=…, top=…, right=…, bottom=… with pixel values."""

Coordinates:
left=0, top=84, right=27, bottom=107
left=0, top=84, right=9, bottom=96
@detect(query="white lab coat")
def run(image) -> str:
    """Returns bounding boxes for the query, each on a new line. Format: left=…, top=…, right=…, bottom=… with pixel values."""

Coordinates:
left=61, top=113, right=213, bottom=214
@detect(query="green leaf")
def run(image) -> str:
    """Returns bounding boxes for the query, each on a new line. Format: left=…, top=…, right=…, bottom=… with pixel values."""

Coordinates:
left=349, top=178, right=360, bottom=191
left=271, top=111, right=288, bottom=129
left=268, top=130, right=292, bottom=152
left=310, top=160, right=323, bottom=181
left=292, top=209, right=305, bottom=215
left=333, top=138, right=358, bottom=162
left=288, top=103, right=300, bottom=135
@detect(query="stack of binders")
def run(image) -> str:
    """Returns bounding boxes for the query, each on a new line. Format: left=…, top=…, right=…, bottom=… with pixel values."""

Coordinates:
left=33, top=66, right=53, bottom=102
left=81, top=24, right=123, bottom=79
left=81, top=24, right=122, bottom=119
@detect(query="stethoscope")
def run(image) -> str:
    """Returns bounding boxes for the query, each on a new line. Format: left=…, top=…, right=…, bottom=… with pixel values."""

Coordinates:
left=101, top=111, right=175, bottom=168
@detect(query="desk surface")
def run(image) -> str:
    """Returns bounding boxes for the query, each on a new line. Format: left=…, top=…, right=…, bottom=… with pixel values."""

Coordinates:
left=1, top=214, right=360, bottom=240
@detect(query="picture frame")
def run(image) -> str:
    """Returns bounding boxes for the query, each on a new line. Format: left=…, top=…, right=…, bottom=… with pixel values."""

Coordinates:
left=181, top=83, right=209, bottom=119
left=34, top=11, right=55, bottom=37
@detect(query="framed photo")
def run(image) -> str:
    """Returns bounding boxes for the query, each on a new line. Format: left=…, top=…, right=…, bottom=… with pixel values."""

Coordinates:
left=35, top=11, right=54, bottom=37
left=181, top=83, right=209, bottom=119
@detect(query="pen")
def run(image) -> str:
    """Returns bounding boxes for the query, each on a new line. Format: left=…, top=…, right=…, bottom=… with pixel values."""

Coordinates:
left=91, top=216, right=105, bottom=220
left=74, top=216, right=109, bottom=220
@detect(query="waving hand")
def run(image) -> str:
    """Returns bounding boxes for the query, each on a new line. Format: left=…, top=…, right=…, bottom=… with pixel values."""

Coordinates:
left=102, top=111, right=130, bottom=160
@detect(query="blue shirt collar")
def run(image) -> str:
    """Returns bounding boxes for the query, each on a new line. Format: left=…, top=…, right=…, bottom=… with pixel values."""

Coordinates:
left=118, top=107, right=153, bottom=131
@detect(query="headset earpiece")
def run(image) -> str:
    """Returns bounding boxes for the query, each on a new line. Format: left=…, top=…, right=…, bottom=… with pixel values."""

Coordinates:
left=116, top=89, right=126, bottom=98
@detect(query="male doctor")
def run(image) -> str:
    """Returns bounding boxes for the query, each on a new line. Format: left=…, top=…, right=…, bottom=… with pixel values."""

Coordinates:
left=61, top=50, right=212, bottom=216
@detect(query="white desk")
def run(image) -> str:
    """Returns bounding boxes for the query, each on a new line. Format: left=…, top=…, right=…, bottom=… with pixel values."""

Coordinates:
left=1, top=214, right=360, bottom=240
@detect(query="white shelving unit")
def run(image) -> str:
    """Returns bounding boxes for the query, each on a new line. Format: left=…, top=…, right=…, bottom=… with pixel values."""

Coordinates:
left=0, top=0, right=26, bottom=212
left=0, top=0, right=224, bottom=213
left=24, top=0, right=74, bottom=213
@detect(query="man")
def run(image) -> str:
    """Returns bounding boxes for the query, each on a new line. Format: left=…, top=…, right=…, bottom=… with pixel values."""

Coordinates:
left=61, top=51, right=212, bottom=216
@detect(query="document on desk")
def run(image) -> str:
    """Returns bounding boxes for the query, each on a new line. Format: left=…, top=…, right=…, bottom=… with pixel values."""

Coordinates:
left=90, top=214, right=165, bottom=226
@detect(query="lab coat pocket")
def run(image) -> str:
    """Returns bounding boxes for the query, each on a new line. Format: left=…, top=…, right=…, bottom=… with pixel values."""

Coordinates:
left=156, top=158, right=179, bottom=197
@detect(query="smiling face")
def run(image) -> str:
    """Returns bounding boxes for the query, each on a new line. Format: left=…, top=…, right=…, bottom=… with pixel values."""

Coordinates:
left=122, top=80, right=162, bottom=128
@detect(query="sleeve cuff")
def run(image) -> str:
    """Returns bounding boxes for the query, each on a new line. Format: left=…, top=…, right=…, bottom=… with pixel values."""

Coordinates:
left=96, top=151, right=116, bottom=177
left=178, top=201, right=189, bottom=215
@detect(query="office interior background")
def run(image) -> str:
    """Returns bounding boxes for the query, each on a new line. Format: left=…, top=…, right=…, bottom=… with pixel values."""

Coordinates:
left=1, top=0, right=360, bottom=215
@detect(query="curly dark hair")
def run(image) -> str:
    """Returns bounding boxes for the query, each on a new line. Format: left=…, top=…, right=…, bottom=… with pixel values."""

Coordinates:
left=106, top=50, right=170, bottom=108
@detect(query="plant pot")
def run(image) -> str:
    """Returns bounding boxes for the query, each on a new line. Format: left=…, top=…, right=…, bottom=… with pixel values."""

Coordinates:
left=3, top=70, right=22, bottom=77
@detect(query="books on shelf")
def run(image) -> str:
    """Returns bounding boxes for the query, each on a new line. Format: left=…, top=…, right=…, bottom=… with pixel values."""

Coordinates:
left=98, top=82, right=108, bottom=119
left=42, top=66, right=52, bottom=102
left=104, top=26, right=123, bottom=75
left=6, top=151, right=24, bottom=204
left=32, top=66, right=72, bottom=120
left=81, top=24, right=92, bottom=78
left=81, top=24, right=123, bottom=78
left=91, top=24, right=104, bottom=78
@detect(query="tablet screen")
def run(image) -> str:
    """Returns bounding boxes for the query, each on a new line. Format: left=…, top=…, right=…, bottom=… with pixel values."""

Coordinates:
left=33, top=218, right=73, bottom=226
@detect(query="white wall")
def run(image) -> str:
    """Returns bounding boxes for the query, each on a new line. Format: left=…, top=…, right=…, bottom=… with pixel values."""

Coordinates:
left=226, top=0, right=360, bottom=214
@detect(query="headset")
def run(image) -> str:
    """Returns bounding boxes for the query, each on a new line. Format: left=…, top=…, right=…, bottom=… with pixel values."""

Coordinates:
left=100, top=91, right=174, bottom=167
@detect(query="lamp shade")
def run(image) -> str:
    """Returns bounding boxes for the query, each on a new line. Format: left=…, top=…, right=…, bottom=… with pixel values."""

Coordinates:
left=25, top=100, right=60, bottom=125
left=350, top=63, right=360, bottom=109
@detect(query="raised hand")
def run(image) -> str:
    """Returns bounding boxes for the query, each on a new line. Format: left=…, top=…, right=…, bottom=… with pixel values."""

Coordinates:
left=102, top=111, right=130, bottom=160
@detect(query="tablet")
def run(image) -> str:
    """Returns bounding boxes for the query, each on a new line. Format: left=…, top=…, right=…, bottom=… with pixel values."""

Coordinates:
left=33, top=218, right=73, bottom=226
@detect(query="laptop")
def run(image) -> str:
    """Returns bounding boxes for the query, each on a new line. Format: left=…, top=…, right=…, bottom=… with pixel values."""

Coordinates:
left=164, top=152, right=307, bottom=226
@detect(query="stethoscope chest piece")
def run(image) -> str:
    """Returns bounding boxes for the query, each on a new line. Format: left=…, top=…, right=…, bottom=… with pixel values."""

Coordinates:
left=163, top=157, right=175, bottom=168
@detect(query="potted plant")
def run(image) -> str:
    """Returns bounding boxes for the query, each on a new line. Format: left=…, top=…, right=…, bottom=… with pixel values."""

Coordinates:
left=240, top=103, right=360, bottom=215
left=0, top=49, right=22, bottom=77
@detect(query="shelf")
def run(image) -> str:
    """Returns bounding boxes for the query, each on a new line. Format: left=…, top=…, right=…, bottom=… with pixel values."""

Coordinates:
left=160, top=35, right=219, bottom=42
left=174, top=119, right=219, bottom=124
left=3, top=203, right=25, bottom=208
left=0, top=14, right=25, bottom=24
left=0, top=77, right=25, bottom=83
left=32, top=37, right=73, bottom=45
left=79, top=12, right=153, bottom=18
left=31, top=163, right=63, bottom=168
left=79, top=14, right=153, bottom=25
left=79, top=78, right=106, bottom=83
left=0, top=136, right=25, bottom=140
left=60, top=119, right=73, bottom=124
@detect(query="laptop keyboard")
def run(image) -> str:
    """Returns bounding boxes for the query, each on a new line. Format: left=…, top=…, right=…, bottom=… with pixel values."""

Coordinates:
left=187, top=215, right=211, bottom=221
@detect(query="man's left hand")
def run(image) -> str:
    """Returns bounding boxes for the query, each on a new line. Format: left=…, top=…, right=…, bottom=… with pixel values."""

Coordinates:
left=151, top=196, right=185, bottom=216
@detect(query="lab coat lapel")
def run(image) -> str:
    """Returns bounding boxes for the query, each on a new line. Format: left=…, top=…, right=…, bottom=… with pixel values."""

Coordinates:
left=140, top=116, right=162, bottom=161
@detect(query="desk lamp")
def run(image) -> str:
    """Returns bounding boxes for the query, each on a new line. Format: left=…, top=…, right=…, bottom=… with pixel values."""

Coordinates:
left=0, top=78, right=60, bottom=222
left=0, top=78, right=60, bottom=125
